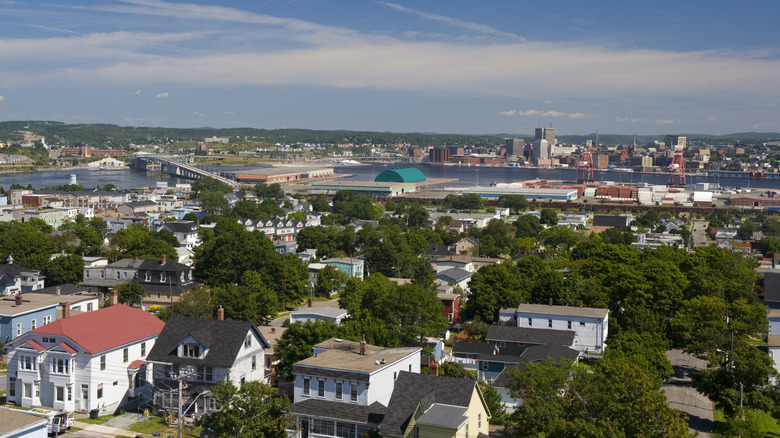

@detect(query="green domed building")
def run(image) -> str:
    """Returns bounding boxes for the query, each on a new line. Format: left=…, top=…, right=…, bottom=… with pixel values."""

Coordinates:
left=374, top=166, right=427, bottom=183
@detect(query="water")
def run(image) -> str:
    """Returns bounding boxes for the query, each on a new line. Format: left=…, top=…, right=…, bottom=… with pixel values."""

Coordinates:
left=2, top=163, right=776, bottom=191
left=0, top=167, right=187, bottom=190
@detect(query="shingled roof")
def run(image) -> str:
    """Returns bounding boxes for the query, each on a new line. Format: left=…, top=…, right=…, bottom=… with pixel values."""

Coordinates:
left=380, top=372, right=479, bottom=438
left=486, top=324, right=576, bottom=346
left=146, top=317, right=269, bottom=368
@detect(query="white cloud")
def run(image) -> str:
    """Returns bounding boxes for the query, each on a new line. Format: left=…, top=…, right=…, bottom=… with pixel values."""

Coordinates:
left=155, top=92, right=169, bottom=98
left=752, top=122, right=772, bottom=129
left=655, top=119, right=675, bottom=125
left=500, top=108, right=595, bottom=119
left=133, top=90, right=141, bottom=95
left=0, top=96, right=4, bottom=102
left=707, top=116, right=719, bottom=121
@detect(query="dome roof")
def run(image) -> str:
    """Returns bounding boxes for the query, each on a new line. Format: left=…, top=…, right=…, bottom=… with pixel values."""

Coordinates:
left=374, top=167, right=427, bottom=183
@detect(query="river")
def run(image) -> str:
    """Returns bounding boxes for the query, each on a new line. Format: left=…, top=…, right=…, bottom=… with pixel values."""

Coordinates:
left=0, top=163, right=777, bottom=191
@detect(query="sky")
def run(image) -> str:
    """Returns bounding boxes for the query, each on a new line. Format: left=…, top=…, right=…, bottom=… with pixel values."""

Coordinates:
left=1, top=1, right=780, bottom=136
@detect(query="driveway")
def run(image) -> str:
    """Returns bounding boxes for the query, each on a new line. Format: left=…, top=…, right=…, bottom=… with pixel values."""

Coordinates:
left=663, top=349, right=714, bottom=437
left=691, top=220, right=709, bottom=248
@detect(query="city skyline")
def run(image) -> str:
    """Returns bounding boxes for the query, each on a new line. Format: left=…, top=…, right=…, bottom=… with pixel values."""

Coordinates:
left=1, top=1, right=779, bottom=135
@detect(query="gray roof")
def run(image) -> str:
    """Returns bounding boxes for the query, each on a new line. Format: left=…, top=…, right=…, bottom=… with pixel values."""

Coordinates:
left=486, top=325, right=575, bottom=346
left=289, top=399, right=386, bottom=424
left=764, top=272, right=780, bottom=304
left=290, top=307, right=348, bottom=319
left=436, top=267, right=472, bottom=283
left=492, top=345, right=581, bottom=388
left=512, top=303, right=609, bottom=319
left=592, top=215, right=631, bottom=227
left=160, top=221, right=198, bottom=233
left=146, top=317, right=269, bottom=368
left=35, top=283, right=84, bottom=295
left=452, top=341, right=526, bottom=364
left=380, top=372, right=477, bottom=438
left=0, top=263, right=38, bottom=278
left=415, top=404, right=468, bottom=429
left=121, top=200, right=158, bottom=208
left=0, top=408, right=48, bottom=435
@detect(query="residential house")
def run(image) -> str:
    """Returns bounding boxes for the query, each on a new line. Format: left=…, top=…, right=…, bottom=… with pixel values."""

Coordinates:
left=0, top=408, right=50, bottom=437
left=257, top=326, right=286, bottom=385
left=288, top=338, right=421, bottom=438
left=137, top=256, right=197, bottom=307
left=379, top=371, right=490, bottom=438
left=435, top=268, right=471, bottom=294
left=289, top=306, right=349, bottom=326
left=157, top=221, right=200, bottom=250
left=6, top=301, right=163, bottom=413
left=0, top=256, right=45, bottom=295
left=274, top=240, right=298, bottom=256
left=431, top=255, right=500, bottom=274
left=422, top=244, right=455, bottom=261
left=81, top=258, right=144, bottom=294
left=452, top=238, right=479, bottom=255
left=437, top=293, right=460, bottom=324
left=321, top=258, right=365, bottom=280
left=146, top=312, right=269, bottom=417
left=765, top=272, right=780, bottom=309
left=499, top=303, right=609, bottom=354
left=116, top=200, right=158, bottom=215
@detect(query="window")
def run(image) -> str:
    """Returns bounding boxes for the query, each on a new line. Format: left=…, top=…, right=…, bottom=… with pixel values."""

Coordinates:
left=350, top=383, right=358, bottom=402
left=100, top=355, right=106, bottom=371
left=244, top=335, right=252, bottom=348
left=567, top=321, right=572, bottom=330
left=16, top=323, right=21, bottom=336
left=87, top=303, right=93, bottom=311
left=580, top=321, right=585, bottom=326
left=240, top=377, right=245, bottom=385
left=156, top=292, right=161, bottom=299
left=318, top=380, right=325, bottom=397
left=31, top=319, right=36, bottom=330
left=160, top=272, right=167, bottom=282
left=251, top=355, right=257, bottom=371
left=166, top=291, right=170, bottom=299
left=20, top=355, right=36, bottom=370
left=141, top=342, right=146, bottom=357
left=67, top=386, right=72, bottom=401
left=123, top=348, right=129, bottom=363
left=116, top=271, right=121, bottom=280
left=53, top=358, right=69, bottom=374
left=96, top=384, right=103, bottom=399
left=336, top=422, right=357, bottom=438
left=208, top=398, right=216, bottom=410
left=147, top=291, right=151, bottom=298
left=409, top=364, right=412, bottom=372
left=335, top=382, right=343, bottom=400
left=197, top=366, right=213, bottom=382
left=183, top=344, right=200, bottom=358
left=303, top=378, right=310, bottom=396
left=481, top=361, right=488, bottom=370
left=145, top=271, right=151, bottom=281
left=478, top=412, right=482, bottom=428
left=527, top=318, right=532, bottom=327
left=9, top=377, right=15, bottom=397
left=313, top=419, right=334, bottom=436
left=180, top=272, right=185, bottom=282
left=24, top=383, right=32, bottom=398
left=548, top=319, right=553, bottom=328
left=56, top=386, right=65, bottom=402
left=123, top=272, right=127, bottom=279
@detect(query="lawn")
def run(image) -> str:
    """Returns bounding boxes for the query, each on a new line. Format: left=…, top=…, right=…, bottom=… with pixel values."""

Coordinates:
left=714, top=408, right=780, bottom=436
left=127, top=416, right=202, bottom=437
left=78, top=414, right=118, bottom=425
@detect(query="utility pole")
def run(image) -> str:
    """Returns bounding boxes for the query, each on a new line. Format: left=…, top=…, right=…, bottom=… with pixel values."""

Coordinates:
left=173, top=369, right=196, bottom=438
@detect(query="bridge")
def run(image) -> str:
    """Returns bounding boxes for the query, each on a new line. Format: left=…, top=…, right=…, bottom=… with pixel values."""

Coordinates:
left=130, top=154, right=242, bottom=189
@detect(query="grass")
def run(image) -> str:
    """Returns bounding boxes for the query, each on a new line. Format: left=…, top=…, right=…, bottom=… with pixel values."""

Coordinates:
left=714, top=408, right=780, bottom=436
left=78, top=414, right=120, bottom=425
left=127, top=416, right=202, bottom=437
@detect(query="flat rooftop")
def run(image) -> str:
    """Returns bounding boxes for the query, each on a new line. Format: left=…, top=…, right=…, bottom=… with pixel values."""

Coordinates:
left=0, top=292, right=94, bottom=316
left=510, top=303, right=609, bottom=319
left=296, top=341, right=420, bottom=374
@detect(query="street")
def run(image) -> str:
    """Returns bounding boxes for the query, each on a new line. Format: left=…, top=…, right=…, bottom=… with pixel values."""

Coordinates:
left=662, top=349, right=713, bottom=437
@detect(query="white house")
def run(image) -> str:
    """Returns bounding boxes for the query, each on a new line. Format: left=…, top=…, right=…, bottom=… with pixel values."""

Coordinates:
left=499, top=303, right=609, bottom=354
left=0, top=256, right=45, bottom=296
left=289, top=307, right=349, bottom=326
left=288, top=338, right=420, bottom=438
left=157, top=221, right=200, bottom=250
left=5, top=301, right=164, bottom=414
left=146, top=310, right=269, bottom=416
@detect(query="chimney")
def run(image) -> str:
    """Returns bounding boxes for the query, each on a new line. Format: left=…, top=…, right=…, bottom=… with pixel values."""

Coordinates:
left=56, top=286, right=61, bottom=296
left=134, top=255, right=138, bottom=261
left=217, top=306, right=224, bottom=321
left=271, top=327, right=276, bottom=334
left=308, top=298, right=312, bottom=307
left=431, top=362, right=439, bottom=376
left=196, top=219, right=200, bottom=227
left=61, top=302, right=71, bottom=319
left=161, top=254, right=166, bottom=264
left=549, top=297, right=553, bottom=306
left=360, top=334, right=367, bottom=355
left=110, top=289, right=118, bottom=306
left=14, top=294, right=22, bottom=306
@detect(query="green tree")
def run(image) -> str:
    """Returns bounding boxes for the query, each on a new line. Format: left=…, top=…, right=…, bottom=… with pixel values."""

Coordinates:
left=604, top=332, right=673, bottom=387
left=315, top=265, right=347, bottom=297
left=497, top=194, right=529, bottom=214
left=199, top=190, right=230, bottom=216
left=200, top=380, right=290, bottom=438
left=116, top=280, right=145, bottom=306
left=254, top=182, right=285, bottom=200
left=464, top=262, right=525, bottom=322
left=274, top=320, right=343, bottom=377
left=191, top=176, right=233, bottom=196
left=108, top=224, right=177, bottom=261
left=539, top=208, right=558, bottom=225
left=165, top=286, right=214, bottom=321
left=515, top=215, right=543, bottom=239
left=42, top=254, right=85, bottom=286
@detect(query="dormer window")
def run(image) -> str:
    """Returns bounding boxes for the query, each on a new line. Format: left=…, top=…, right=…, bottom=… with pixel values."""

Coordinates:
left=188, top=270, right=193, bottom=281
left=160, top=272, right=167, bottom=282
left=145, top=271, right=151, bottom=282
left=180, top=272, right=185, bottom=282
left=182, top=344, right=200, bottom=358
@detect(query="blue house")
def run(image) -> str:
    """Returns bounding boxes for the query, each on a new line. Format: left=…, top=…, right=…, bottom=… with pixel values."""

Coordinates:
left=0, top=290, right=99, bottom=343
left=321, top=257, right=365, bottom=280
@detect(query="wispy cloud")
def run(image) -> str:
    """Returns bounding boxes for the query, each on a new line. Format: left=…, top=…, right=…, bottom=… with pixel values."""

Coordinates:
left=655, top=119, right=675, bottom=125
left=155, top=92, right=169, bottom=98
left=377, top=2, right=525, bottom=42
left=0, top=96, right=4, bottom=102
left=752, top=121, right=772, bottom=129
left=500, top=109, right=597, bottom=119
left=133, top=90, right=141, bottom=95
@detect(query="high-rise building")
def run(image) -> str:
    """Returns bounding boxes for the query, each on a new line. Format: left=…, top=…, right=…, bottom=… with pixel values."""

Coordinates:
left=663, top=135, right=686, bottom=149
left=535, top=127, right=556, bottom=147
left=532, top=139, right=549, bottom=161
left=429, top=147, right=450, bottom=163
left=505, top=138, right=524, bottom=157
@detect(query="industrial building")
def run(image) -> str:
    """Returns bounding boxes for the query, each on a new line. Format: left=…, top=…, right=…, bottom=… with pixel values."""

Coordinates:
left=311, top=181, right=417, bottom=197
left=461, top=186, right=578, bottom=202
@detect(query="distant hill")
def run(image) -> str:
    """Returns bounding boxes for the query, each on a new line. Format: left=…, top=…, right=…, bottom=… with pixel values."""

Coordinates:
left=0, top=121, right=777, bottom=148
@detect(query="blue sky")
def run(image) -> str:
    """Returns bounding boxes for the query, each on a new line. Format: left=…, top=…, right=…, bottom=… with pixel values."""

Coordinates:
left=1, top=0, right=779, bottom=136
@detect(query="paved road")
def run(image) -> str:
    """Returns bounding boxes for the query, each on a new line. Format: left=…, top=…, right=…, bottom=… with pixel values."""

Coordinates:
left=691, top=220, right=709, bottom=248
left=663, top=349, right=713, bottom=437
